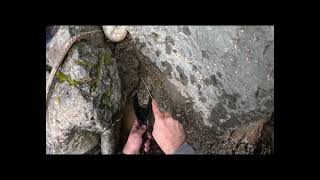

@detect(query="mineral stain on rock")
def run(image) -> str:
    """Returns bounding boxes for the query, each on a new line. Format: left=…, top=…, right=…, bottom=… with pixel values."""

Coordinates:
left=204, top=74, right=220, bottom=87
left=161, top=61, right=173, bottom=78
left=263, top=41, right=272, bottom=56
left=209, top=103, right=228, bottom=130
left=165, top=44, right=172, bottom=55
left=201, top=50, right=210, bottom=59
left=165, top=35, right=175, bottom=55
left=176, top=65, right=188, bottom=85
left=217, top=72, right=223, bottom=79
left=220, top=89, right=240, bottom=110
left=156, top=50, right=161, bottom=57
left=134, top=37, right=146, bottom=49
left=199, top=97, right=207, bottom=103
left=182, top=26, right=191, bottom=36
left=63, top=127, right=100, bottom=154
left=192, top=65, right=197, bottom=71
left=165, top=35, right=175, bottom=45
left=190, top=74, right=196, bottom=84
left=197, top=84, right=201, bottom=90
left=210, top=75, right=218, bottom=86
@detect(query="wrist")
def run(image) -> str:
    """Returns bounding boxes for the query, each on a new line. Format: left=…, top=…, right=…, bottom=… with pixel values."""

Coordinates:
left=122, top=148, right=132, bottom=155
left=165, top=141, right=185, bottom=154
left=122, top=145, right=138, bottom=154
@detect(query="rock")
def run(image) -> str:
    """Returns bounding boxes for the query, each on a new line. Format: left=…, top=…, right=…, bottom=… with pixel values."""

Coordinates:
left=246, top=119, right=265, bottom=145
left=46, top=26, right=122, bottom=154
left=46, top=26, right=59, bottom=44
left=101, top=121, right=120, bottom=154
left=102, top=26, right=128, bottom=42
left=226, top=149, right=233, bottom=154
left=128, top=26, right=274, bottom=132
left=62, top=129, right=99, bottom=154
left=212, top=118, right=271, bottom=154
left=46, top=71, right=49, bottom=82
left=229, top=119, right=265, bottom=144
left=193, top=142, right=200, bottom=150
left=218, top=149, right=226, bottom=154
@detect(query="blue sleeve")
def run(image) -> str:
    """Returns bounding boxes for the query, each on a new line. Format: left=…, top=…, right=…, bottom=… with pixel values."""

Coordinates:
left=174, top=143, right=195, bottom=154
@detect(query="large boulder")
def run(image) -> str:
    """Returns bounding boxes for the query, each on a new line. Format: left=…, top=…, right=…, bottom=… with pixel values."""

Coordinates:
left=128, top=26, right=274, bottom=133
left=46, top=26, right=121, bottom=154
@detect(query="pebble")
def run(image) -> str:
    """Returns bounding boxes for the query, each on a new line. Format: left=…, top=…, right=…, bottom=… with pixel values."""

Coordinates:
left=226, top=149, right=233, bottom=154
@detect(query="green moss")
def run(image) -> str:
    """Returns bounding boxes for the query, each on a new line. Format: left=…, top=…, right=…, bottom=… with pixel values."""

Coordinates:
left=56, top=71, right=80, bottom=86
left=105, top=89, right=112, bottom=97
left=75, top=59, right=94, bottom=68
left=101, top=51, right=113, bottom=65
left=72, top=52, right=113, bottom=93
left=56, top=71, right=67, bottom=82
left=56, top=96, right=61, bottom=105
left=66, top=74, right=81, bottom=86
left=90, top=78, right=98, bottom=92
left=97, top=60, right=103, bottom=79
left=77, top=77, right=92, bottom=86
left=89, top=56, right=104, bottom=92
left=77, top=52, right=112, bottom=93
left=101, top=89, right=112, bottom=109
left=106, top=100, right=112, bottom=109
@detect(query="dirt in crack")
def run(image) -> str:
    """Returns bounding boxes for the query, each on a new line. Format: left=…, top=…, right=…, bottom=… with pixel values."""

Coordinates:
left=109, top=34, right=219, bottom=154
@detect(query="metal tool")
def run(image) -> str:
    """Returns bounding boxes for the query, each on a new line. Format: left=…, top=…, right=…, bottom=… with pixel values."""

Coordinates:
left=131, top=75, right=154, bottom=154
left=140, top=75, right=153, bottom=99
left=132, top=92, right=152, bottom=154
left=132, top=93, right=152, bottom=126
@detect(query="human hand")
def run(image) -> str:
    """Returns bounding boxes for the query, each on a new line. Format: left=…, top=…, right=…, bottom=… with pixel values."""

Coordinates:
left=151, top=99, right=185, bottom=154
left=122, top=119, right=152, bottom=154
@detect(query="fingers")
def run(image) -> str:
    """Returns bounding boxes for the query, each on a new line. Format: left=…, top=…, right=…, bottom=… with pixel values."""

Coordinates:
left=131, top=119, right=140, bottom=132
left=144, top=139, right=150, bottom=152
left=147, top=131, right=152, bottom=139
left=144, top=132, right=152, bottom=152
left=152, top=99, right=163, bottom=119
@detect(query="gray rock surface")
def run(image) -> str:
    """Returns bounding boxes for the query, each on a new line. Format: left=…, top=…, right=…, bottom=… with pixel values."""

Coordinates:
left=128, top=26, right=274, bottom=132
left=46, top=26, right=122, bottom=154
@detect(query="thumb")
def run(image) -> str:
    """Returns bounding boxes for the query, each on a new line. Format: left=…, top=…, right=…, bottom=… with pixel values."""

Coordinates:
left=152, top=99, right=163, bottom=120
left=137, top=125, right=147, bottom=135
